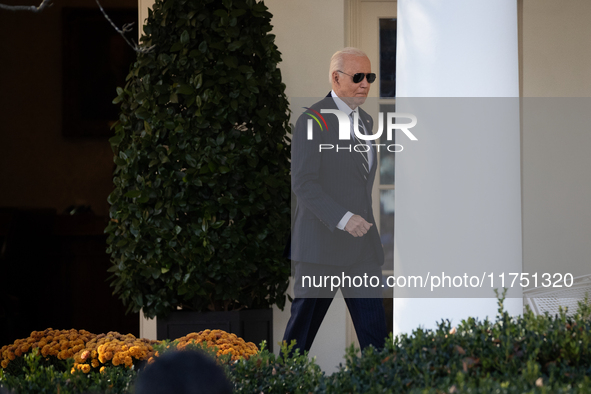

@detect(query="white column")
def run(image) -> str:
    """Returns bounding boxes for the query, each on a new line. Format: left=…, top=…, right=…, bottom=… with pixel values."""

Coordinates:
left=397, top=0, right=519, bottom=97
left=138, top=0, right=157, bottom=341
left=394, top=0, right=522, bottom=335
left=140, top=309, right=157, bottom=340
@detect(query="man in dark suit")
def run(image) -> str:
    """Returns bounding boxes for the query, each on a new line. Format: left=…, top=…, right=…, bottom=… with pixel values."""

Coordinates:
left=283, top=47, right=388, bottom=353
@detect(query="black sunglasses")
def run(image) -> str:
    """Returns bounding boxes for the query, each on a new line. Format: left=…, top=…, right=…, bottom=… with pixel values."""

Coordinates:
left=337, top=70, right=376, bottom=84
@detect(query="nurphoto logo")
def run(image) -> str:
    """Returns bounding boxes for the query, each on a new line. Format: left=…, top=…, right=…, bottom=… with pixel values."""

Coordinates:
left=304, top=108, right=418, bottom=152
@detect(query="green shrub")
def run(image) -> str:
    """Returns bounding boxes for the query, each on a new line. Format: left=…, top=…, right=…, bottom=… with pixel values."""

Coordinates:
left=229, top=341, right=324, bottom=393
left=140, top=339, right=323, bottom=393
left=0, top=349, right=136, bottom=394
left=322, top=293, right=591, bottom=393
left=3, top=295, right=590, bottom=393
left=0, top=348, right=68, bottom=379
left=105, top=0, right=291, bottom=319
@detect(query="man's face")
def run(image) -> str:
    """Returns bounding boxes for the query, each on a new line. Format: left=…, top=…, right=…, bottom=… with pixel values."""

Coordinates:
left=332, top=54, right=372, bottom=109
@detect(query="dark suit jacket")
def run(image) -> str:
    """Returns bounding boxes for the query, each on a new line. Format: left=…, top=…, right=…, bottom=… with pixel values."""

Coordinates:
left=290, top=94, right=384, bottom=267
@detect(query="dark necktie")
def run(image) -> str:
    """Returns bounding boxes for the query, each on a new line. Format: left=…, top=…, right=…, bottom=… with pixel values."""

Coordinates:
left=350, top=111, right=369, bottom=175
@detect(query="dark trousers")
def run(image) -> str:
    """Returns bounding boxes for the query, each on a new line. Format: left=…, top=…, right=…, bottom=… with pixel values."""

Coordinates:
left=282, top=259, right=388, bottom=353
left=283, top=297, right=388, bottom=352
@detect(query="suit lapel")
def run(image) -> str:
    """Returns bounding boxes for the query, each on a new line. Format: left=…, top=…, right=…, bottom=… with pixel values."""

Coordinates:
left=323, top=94, right=376, bottom=181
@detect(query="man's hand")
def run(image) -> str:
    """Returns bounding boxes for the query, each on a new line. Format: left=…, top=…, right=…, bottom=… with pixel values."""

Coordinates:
left=344, top=214, right=373, bottom=237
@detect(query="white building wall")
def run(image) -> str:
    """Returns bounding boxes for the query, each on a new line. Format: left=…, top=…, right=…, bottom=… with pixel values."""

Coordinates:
left=521, top=0, right=591, bottom=279
left=522, top=0, right=591, bottom=97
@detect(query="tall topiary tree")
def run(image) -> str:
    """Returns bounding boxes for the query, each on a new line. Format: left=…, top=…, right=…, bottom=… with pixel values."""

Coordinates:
left=105, top=0, right=291, bottom=319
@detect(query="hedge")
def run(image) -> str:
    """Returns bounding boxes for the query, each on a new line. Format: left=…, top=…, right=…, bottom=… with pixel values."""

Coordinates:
left=2, top=294, right=590, bottom=393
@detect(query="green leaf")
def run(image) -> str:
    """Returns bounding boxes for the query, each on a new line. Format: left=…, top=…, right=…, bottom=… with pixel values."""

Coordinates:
left=180, top=30, right=190, bottom=44
left=137, top=193, right=150, bottom=204
left=125, top=190, right=142, bottom=198
left=171, top=41, right=183, bottom=52
left=159, top=151, right=170, bottom=163
left=227, top=40, right=243, bottom=51
left=167, top=206, right=175, bottom=218
left=177, top=84, right=194, bottom=95
left=211, top=220, right=225, bottom=229
left=144, top=121, right=152, bottom=135
left=238, top=65, right=253, bottom=73
left=135, top=109, right=150, bottom=119
left=223, top=56, right=238, bottom=68
left=231, top=9, right=246, bottom=17
left=213, top=9, right=227, bottom=18
left=185, top=154, right=197, bottom=167
left=109, top=133, right=123, bottom=148
left=198, top=41, right=208, bottom=53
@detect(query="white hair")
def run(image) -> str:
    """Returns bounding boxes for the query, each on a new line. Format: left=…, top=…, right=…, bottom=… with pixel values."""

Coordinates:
left=328, top=47, right=369, bottom=84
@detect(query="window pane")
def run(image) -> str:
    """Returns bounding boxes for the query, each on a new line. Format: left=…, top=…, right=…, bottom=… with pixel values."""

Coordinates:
left=379, top=18, right=397, bottom=98
left=379, top=104, right=395, bottom=185
left=380, top=189, right=395, bottom=270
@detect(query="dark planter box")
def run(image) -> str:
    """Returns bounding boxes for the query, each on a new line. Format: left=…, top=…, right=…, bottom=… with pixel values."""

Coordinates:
left=157, top=308, right=273, bottom=352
